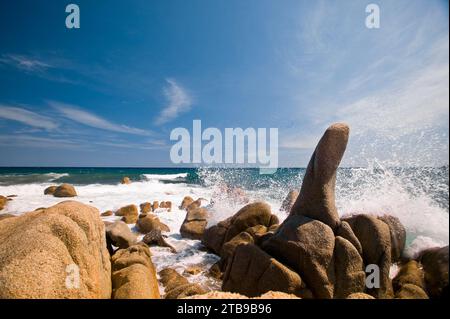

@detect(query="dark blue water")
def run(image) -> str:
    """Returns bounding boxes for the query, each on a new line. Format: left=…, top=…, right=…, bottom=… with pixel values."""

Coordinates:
left=0, top=167, right=196, bottom=185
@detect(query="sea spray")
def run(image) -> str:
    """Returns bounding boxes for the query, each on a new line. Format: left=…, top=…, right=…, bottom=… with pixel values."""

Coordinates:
left=335, top=163, right=449, bottom=257
left=196, top=165, right=449, bottom=255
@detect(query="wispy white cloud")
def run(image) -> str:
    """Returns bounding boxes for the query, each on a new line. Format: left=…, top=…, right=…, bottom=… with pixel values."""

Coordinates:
left=0, top=54, right=52, bottom=72
left=0, top=134, right=81, bottom=150
left=49, top=101, right=152, bottom=136
left=0, top=105, right=58, bottom=130
left=91, top=140, right=167, bottom=150
left=336, top=61, right=449, bottom=137
left=0, top=53, right=80, bottom=84
left=155, top=79, right=192, bottom=125
left=0, top=133, right=165, bottom=152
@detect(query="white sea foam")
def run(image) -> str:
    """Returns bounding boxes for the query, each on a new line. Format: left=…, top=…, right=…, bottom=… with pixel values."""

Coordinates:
left=142, top=173, right=188, bottom=181
left=47, top=172, right=70, bottom=180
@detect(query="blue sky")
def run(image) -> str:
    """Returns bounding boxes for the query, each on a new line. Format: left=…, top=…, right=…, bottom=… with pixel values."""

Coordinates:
left=0, top=0, right=448, bottom=167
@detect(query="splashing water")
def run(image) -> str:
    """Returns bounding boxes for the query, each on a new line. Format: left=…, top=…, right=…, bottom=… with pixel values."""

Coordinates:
left=197, top=163, right=449, bottom=256
left=335, top=163, right=448, bottom=257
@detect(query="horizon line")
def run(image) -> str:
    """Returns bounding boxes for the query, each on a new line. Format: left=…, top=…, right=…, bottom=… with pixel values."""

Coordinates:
left=0, top=165, right=448, bottom=169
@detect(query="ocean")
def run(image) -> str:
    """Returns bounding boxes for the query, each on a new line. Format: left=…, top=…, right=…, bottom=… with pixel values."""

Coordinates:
left=0, top=166, right=448, bottom=289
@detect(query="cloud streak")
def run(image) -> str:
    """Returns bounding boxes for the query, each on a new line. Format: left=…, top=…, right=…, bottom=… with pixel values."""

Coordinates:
left=0, top=54, right=52, bottom=72
left=336, top=61, right=449, bottom=137
left=49, top=101, right=152, bottom=136
left=155, top=79, right=192, bottom=125
left=0, top=53, right=80, bottom=84
left=0, top=134, right=82, bottom=150
left=0, top=105, right=58, bottom=130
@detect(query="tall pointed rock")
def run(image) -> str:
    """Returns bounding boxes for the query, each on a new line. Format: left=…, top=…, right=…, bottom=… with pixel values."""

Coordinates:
left=290, top=123, right=349, bottom=230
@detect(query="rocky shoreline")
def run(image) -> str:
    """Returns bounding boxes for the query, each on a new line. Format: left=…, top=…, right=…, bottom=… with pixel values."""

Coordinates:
left=0, top=123, right=448, bottom=299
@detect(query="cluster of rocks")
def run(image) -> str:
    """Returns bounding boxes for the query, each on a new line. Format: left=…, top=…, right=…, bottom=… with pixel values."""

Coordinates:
left=197, top=123, right=449, bottom=299
left=101, top=202, right=172, bottom=229
left=106, top=219, right=171, bottom=255
left=140, top=200, right=172, bottom=213
left=44, top=183, right=77, bottom=197
left=0, top=200, right=169, bottom=299
left=0, top=198, right=244, bottom=299
left=102, top=198, right=175, bottom=262
left=102, top=197, right=185, bottom=256
left=202, top=202, right=279, bottom=268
